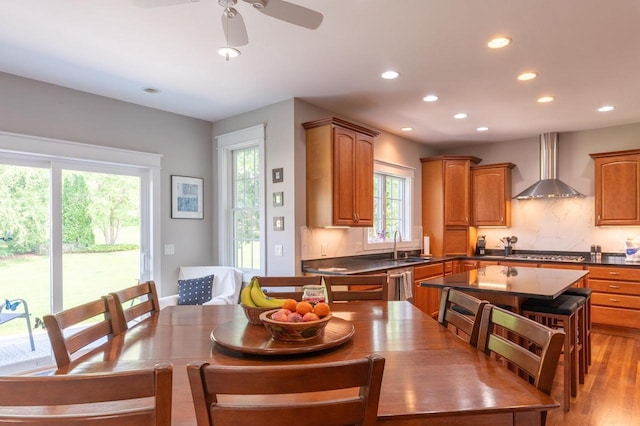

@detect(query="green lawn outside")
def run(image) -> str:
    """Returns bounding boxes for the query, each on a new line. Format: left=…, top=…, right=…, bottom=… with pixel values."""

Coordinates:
left=0, top=250, right=139, bottom=336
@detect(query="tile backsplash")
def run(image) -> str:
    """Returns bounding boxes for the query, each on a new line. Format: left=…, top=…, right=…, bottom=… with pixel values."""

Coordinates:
left=301, top=196, right=640, bottom=260
left=479, top=196, right=639, bottom=254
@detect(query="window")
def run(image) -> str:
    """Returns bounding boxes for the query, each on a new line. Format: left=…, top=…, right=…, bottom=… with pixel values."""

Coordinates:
left=217, top=125, right=265, bottom=280
left=367, top=161, right=413, bottom=245
left=232, top=147, right=260, bottom=271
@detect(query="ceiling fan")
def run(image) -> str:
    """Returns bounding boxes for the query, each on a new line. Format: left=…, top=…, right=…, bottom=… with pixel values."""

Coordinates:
left=132, top=0, right=323, bottom=48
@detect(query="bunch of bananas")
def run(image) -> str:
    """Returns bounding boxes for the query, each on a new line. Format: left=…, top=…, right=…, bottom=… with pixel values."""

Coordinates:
left=241, top=277, right=286, bottom=308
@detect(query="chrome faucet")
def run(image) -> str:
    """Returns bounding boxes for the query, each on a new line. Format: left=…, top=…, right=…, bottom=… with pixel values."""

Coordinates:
left=393, top=230, right=402, bottom=259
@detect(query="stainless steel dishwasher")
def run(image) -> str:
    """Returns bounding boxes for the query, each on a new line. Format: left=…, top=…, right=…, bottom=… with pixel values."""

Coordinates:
left=387, top=266, right=414, bottom=301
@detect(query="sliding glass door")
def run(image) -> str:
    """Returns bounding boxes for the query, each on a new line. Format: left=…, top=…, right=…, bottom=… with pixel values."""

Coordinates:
left=0, top=153, right=154, bottom=373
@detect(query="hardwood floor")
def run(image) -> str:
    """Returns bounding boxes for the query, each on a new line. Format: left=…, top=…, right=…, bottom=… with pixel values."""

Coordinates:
left=546, top=326, right=640, bottom=425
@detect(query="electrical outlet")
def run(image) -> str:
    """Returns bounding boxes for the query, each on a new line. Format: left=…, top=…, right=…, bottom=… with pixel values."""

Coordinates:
left=321, top=243, right=328, bottom=256
left=164, top=244, right=175, bottom=255
left=274, top=244, right=283, bottom=256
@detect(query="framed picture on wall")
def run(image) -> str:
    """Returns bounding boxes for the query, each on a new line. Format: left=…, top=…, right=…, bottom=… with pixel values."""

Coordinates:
left=272, top=168, right=283, bottom=183
left=171, top=175, right=204, bottom=219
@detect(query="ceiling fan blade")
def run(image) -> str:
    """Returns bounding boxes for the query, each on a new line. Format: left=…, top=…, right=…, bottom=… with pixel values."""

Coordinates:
left=131, top=0, right=199, bottom=8
left=222, top=11, right=249, bottom=46
left=248, top=0, right=323, bottom=29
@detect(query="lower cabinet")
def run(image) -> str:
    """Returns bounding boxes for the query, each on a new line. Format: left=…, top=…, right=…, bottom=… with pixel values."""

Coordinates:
left=588, top=265, right=640, bottom=329
left=414, top=263, right=445, bottom=317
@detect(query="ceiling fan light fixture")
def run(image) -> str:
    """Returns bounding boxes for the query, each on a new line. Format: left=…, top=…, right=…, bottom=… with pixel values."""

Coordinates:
left=218, top=46, right=241, bottom=61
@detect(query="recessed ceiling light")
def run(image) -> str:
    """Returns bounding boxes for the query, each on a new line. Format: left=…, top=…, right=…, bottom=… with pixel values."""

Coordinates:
left=598, top=105, right=615, bottom=112
left=517, top=72, right=538, bottom=81
left=381, top=70, right=399, bottom=79
left=454, top=113, right=468, bottom=119
left=218, top=46, right=241, bottom=60
left=401, top=127, right=413, bottom=132
left=477, top=126, right=489, bottom=132
left=487, top=36, right=512, bottom=49
left=143, top=88, right=160, bottom=94
left=537, top=96, right=555, bottom=103
left=423, top=94, right=439, bottom=102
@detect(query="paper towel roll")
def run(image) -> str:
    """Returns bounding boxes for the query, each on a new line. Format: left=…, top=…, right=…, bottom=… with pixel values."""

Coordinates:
left=423, top=236, right=430, bottom=255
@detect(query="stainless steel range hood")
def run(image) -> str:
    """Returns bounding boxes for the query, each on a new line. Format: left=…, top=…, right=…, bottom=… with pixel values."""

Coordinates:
left=515, top=132, right=584, bottom=199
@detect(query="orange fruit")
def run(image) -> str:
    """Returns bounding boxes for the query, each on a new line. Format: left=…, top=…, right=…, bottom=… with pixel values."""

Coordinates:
left=303, top=312, right=320, bottom=322
left=282, top=298, right=298, bottom=312
left=313, top=302, right=330, bottom=318
left=296, top=301, right=313, bottom=315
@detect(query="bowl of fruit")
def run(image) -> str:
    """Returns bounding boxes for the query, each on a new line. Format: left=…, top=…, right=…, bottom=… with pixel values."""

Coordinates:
left=259, top=300, right=332, bottom=342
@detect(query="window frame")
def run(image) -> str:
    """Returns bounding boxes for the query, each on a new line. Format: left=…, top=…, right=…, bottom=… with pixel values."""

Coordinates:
left=364, top=160, right=414, bottom=250
left=216, top=125, right=266, bottom=281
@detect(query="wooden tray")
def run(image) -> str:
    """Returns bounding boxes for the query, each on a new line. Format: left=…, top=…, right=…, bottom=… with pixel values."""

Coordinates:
left=211, top=317, right=355, bottom=355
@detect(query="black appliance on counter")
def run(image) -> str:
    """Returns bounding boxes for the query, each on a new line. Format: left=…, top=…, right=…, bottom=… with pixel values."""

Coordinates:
left=476, top=235, right=486, bottom=256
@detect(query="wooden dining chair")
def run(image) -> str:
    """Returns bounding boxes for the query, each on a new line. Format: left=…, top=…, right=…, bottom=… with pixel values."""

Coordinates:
left=187, top=354, right=385, bottom=426
left=437, top=287, right=488, bottom=346
left=254, top=275, right=323, bottom=300
left=323, top=274, right=388, bottom=302
left=0, top=363, right=172, bottom=425
left=44, top=295, right=123, bottom=368
left=110, top=280, right=160, bottom=332
left=477, top=304, right=565, bottom=398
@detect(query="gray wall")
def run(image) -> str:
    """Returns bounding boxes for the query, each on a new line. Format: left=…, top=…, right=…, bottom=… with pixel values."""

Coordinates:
left=0, top=72, right=213, bottom=296
left=212, top=98, right=437, bottom=270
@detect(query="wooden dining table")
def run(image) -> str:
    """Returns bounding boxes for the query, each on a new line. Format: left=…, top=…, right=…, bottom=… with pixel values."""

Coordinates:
left=420, top=265, right=589, bottom=312
left=59, top=301, right=558, bottom=425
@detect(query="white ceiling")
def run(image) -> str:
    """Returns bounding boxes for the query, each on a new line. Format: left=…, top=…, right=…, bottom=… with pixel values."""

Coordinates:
left=2, top=0, right=640, bottom=148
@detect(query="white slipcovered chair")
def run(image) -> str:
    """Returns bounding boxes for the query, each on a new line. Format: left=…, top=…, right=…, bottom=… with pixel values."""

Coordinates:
left=158, top=266, right=244, bottom=309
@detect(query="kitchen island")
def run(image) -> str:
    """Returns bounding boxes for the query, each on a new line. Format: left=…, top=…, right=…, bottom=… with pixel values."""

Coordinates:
left=419, top=265, right=588, bottom=312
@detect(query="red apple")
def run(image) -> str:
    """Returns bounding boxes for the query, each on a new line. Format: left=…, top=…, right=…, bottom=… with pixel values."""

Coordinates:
left=287, top=312, right=303, bottom=322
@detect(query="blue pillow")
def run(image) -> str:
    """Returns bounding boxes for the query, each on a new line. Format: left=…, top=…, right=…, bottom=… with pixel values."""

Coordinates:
left=178, top=274, right=214, bottom=305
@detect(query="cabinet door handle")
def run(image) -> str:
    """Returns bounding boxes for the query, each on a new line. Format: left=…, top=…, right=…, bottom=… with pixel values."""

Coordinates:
left=608, top=285, right=621, bottom=289
left=609, top=298, right=621, bottom=303
left=608, top=272, right=621, bottom=275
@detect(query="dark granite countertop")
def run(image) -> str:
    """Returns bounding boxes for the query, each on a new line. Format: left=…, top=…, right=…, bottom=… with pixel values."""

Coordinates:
left=302, top=250, right=640, bottom=275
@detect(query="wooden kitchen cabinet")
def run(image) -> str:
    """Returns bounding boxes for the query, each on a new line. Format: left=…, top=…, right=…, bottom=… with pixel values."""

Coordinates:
left=303, top=117, right=379, bottom=227
left=472, top=163, right=516, bottom=227
left=421, top=156, right=481, bottom=256
left=413, top=262, right=445, bottom=317
left=590, top=149, right=640, bottom=226
left=588, top=265, right=640, bottom=329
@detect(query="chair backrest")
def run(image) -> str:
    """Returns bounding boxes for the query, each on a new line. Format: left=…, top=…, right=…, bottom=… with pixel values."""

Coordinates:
left=324, top=274, right=388, bottom=302
left=179, top=266, right=244, bottom=305
left=110, top=280, right=160, bottom=332
left=43, top=295, right=122, bottom=368
left=254, top=276, right=323, bottom=300
left=0, top=363, right=172, bottom=425
left=187, top=354, right=385, bottom=426
left=477, top=304, right=565, bottom=395
left=437, top=287, right=488, bottom=346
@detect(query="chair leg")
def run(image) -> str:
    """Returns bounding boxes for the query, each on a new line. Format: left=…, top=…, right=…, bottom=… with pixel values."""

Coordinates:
left=576, top=304, right=586, bottom=384
left=25, top=313, right=35, bottom=351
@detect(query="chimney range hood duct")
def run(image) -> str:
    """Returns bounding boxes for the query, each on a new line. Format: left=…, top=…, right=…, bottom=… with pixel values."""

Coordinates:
left=515, top=132, right=584, bottom=200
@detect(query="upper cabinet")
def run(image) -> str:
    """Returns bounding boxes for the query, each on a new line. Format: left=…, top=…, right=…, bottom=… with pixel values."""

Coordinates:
left=443, top=159, right=474, bottom=226
left=421, top=156, right=481, bottom=256
left=303, top=117, right=379, bottom=227
left=590, top=149, right=640, bottom=226
left=472, top=163, right=516, bottom=227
